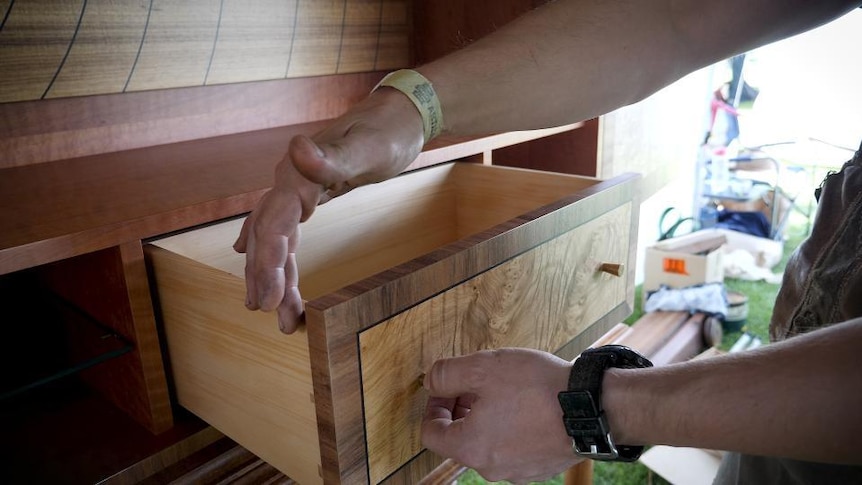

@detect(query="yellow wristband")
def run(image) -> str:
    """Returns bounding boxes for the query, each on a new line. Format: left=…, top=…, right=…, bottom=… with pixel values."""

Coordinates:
left=373, top=69, right=444, bottom=143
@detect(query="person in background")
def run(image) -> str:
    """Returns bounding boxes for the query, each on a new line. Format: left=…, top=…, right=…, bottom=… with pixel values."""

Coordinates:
left=708, top=81, right=741, bottom=146
left=234, top=1, right=862, bottom=483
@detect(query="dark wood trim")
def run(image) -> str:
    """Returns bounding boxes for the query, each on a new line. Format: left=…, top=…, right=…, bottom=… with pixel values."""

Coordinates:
left=0, top=72, right=386, bottom=168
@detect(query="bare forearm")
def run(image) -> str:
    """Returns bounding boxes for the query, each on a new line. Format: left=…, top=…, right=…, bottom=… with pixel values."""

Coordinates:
left=419, top=0, right=860, bottom=135
left=605, top=318, right=862, bottom=464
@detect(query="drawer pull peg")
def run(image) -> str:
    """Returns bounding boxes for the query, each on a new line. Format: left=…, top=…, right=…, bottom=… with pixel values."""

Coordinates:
left=599, top=263, right=624, bottom=277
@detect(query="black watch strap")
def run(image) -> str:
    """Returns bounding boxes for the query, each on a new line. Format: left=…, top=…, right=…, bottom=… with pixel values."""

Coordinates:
left=558, top=344, right=652, bottom=462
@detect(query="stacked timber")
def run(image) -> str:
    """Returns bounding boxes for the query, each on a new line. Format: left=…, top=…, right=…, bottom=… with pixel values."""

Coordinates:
left=611, top=311, right=722, bottom=366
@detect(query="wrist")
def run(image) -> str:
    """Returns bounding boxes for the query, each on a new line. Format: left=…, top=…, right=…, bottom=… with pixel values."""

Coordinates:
left=366, top=86, right=426, bottom=149
left=602, top=367, right=641, bottom=446
left=372, top=69, right=444, bottom=143
left=558, top=345, right=652, bottom=461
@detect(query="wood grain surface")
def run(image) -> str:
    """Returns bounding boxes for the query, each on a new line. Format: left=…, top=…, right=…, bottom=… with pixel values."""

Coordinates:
left=145, top=245, right=323, bottom=485
left=36, top=243, right=172, bottom=434
left=0, top=117, right=584, bottom=277
left=147, top=163, right=639, bottom=483
left=359, top=203, right=631, bottom=483
left=0, top=0, right=410, bottom=102
left=0, top=72, right=382, bottom=167
left=303, top=169, right=639, bottom=483
left=616, top=311, right=691, bottom=359
left=146, top=163, right=598, bottom=299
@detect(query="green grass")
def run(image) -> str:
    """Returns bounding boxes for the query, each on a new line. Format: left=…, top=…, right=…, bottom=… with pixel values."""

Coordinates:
left=457, top=460, right=662, bottom=485
left=455, top=215, right=809, bottom=485
left=719, top=213, right=807, bottom=350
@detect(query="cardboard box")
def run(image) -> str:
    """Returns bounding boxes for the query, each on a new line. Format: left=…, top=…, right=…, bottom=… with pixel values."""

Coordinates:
left=709, top=227, right=784, bottom=269
left=644, top=231, right=726, bottom=292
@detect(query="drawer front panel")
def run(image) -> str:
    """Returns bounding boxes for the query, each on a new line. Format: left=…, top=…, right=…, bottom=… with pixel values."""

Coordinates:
left=358, top=202, right=632, bottom=484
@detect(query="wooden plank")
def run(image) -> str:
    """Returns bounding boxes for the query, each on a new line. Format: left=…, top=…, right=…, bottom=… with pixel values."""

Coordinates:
left=585, top=322, right=632, bottom=350
left=650, top=313, right=708, bottom=367
left=0, top=72, right=383, bottom=167
left=657, top=233, right=727, bottom=255
left=118, top=240, right=173, bottom=433
left=616, top=311, right=691, bottom=358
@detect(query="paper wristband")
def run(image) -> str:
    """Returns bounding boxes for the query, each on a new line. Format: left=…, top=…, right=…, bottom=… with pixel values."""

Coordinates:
left=373, top=69, right=444, bottom=143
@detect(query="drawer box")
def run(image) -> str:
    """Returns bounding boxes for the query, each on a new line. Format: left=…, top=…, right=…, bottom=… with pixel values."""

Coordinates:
left=146, top=162, right=639, bottom=484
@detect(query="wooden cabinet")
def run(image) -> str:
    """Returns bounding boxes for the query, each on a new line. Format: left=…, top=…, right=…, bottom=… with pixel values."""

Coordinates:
left=146, top=163, right=639, bottom=484
left=0, top=2, right=635, bottom=481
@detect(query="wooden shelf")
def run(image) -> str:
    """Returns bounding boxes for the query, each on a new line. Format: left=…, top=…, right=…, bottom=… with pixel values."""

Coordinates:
left=0, top=120, right=583, bottom=275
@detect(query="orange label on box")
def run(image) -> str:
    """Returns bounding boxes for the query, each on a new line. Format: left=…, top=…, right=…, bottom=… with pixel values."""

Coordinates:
left=663, top=258, right=688, bottom=275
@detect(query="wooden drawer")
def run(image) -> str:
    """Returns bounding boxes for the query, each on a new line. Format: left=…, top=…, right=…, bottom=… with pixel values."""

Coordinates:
left=146, top=162, right=639, bottom=484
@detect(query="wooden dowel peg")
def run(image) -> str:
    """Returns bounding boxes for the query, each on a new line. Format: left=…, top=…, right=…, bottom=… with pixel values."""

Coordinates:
left=599, top=262, right=624, bottom=277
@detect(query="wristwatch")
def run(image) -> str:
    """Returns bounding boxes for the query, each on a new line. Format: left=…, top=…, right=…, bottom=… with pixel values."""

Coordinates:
left=557, top=344, right=653, bottom=461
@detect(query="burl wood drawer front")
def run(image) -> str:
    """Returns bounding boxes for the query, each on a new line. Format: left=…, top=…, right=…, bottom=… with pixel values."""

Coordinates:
left=147, top=163, right=639, bottom=484
left=359, top=203, right=630, bottom=483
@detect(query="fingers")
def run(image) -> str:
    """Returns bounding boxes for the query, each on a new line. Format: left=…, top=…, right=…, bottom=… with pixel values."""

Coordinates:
left=277, top=285, right=303, bottom=334
left=453, top=394, right=474, bottom=420
left=424, top=350, right=497, bottom=398
left=233, top=214, right=251, bottom=253
left=242, top=189, right=303, bottom=312
left=276, top=232, right=304, bottom=333
left=422, top=396, right=469, bottom=460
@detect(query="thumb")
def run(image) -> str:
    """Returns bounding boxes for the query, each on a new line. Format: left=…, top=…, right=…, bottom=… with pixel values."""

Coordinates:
left=424, top=351, right=495, bottom=398
left=289, top=135, right=354, bottom=194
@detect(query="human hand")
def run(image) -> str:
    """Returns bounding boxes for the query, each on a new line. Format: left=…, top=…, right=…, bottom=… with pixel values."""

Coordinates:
left=421, top=348, right=582, bottom=483
left=234, top=88, right=425, bottom=333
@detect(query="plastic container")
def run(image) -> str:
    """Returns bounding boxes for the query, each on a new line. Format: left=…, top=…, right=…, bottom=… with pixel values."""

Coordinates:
left=724, top=290, right=749, bottom=332
left=709, top=150, right=730, bottom=194
left=699, top=204, right=719, bottom=229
